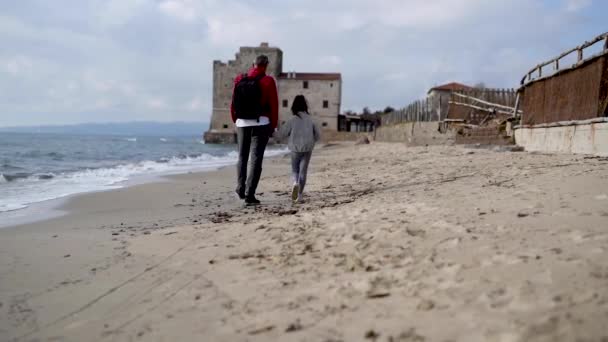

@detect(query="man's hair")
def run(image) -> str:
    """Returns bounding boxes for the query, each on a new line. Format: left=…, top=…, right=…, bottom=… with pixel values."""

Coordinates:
left=255, top=55, right=269, bottom=67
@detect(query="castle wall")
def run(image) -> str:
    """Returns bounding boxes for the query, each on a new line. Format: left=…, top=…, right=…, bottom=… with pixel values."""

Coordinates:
left=210, top=44, right=283, bottom=133
left=277, top=78, right=341, bottom=131
left=206, top=43, right=342, bottom=143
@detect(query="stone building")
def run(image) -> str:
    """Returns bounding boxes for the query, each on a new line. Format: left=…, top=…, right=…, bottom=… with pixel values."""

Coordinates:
left=204, top=43, right=342, bottom=144
left=427, top=82, right=472, bottom=121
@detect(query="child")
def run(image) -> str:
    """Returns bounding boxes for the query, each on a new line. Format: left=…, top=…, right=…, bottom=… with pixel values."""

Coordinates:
left=276, top=95, right=321, bottom=203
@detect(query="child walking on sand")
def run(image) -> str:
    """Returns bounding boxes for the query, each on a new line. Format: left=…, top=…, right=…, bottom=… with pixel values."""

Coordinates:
left=276, top=95, right=320, bottom=203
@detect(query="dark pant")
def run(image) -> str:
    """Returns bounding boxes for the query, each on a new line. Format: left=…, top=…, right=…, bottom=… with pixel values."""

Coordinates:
left=291, top=151, right=313, bottom=196
left=236, top=125, right=270, bottom=198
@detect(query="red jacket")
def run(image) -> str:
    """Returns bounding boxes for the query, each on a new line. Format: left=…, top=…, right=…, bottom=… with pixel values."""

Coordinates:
left=230, top=67, right=279, bottom=129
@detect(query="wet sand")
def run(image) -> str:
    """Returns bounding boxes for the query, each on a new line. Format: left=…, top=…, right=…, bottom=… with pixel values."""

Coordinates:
left=1, top=142, right=608, bottom=341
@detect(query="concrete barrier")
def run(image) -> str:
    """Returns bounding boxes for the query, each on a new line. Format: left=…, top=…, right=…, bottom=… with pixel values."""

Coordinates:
left=514, top=119, right=608, bottom=156
left=320, top=130, right=370, bottom=142
left=374, top=121, right=455, bottom=145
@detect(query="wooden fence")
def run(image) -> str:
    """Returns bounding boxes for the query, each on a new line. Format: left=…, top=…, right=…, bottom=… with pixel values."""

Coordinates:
left=447, top=88, right=518, bottom=124
left=521, top=31, right=608, bottom=86
left=380, top=98, right=434, bottom=126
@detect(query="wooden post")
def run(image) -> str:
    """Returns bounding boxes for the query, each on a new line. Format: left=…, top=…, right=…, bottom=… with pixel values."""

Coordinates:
left=513, top=92, right=521, bottom=120
left=555, top=59, right=559, bottom=70
left=577, top=48, right=583, bottom=62
left=605, top=35, right=608, bottom=51
left=438, top=94, right=442, bottom=121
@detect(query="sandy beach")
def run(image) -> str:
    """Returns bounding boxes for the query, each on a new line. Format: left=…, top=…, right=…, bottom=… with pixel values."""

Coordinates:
left=1, top=142, right=608, bottom=341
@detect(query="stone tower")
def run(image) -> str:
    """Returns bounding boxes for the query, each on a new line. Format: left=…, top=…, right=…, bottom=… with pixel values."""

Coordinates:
left=204, top=43, right=341, bottom=144
left=204, top=43, right=283, bottom=144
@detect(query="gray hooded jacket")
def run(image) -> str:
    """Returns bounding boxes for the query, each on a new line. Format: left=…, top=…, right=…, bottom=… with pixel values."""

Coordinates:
left=276, top=112, right=321, bottom=152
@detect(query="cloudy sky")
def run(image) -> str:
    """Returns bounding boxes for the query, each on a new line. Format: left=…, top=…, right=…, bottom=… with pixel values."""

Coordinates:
left=0, top=0, right=605, bottom=126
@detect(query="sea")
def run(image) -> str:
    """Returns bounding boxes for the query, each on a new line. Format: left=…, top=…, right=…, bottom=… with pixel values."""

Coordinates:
left=0, top=132, right=286, bottom=226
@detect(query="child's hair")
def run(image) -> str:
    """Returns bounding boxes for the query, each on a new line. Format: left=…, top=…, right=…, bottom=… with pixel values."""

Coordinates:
left=291, top=95, right=308, bottom=117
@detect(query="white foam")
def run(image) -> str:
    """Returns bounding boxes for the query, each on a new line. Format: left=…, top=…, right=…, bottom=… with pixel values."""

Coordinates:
left=0, top=174, right=6, bottom=184
left=126, top=137, right=137, bottom=142
left=0, top=148, right=288, bottom=214
left=160, top=138, right=168, bottom=142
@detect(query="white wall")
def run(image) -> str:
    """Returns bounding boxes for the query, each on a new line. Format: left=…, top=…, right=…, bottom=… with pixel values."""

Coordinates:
left=514, top=121, right=608, bottom=156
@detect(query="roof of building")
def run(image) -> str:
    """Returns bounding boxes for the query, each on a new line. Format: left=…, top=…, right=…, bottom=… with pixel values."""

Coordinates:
left=427, top=82, right=472, bottom=94
left=278, top=72, right=341, bottom=81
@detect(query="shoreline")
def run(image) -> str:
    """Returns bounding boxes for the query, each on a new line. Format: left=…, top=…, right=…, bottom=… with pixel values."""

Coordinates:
left=0, top=147, right=288, bottom=229
left=2, top=142, right=608, bottom=341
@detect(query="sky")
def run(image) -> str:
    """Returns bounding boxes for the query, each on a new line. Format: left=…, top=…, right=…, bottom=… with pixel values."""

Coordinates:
left=0, top=0, right=606, bottom=127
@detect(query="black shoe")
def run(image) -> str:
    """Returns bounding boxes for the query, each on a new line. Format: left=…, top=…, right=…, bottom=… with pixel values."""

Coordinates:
left=235, top=191, right=246, bottom=200
left=245, top=196, right=261, bottom=205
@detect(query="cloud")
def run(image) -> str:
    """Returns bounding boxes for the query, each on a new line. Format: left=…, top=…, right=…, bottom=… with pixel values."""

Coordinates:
left=146, top=98, right=167, bottom=110
left=0, top=0, right=606, bottom=126
left=564, top=0, right=592, bottom=12
left=158, top=0, right=198, bottom=22
left=186, top=96, right=206, bottom=111
left=319, top=55, right=342, bottom=67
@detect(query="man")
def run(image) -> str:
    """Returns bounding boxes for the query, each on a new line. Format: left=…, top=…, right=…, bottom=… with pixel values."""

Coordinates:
left=230, top=55, right=278, bottom=205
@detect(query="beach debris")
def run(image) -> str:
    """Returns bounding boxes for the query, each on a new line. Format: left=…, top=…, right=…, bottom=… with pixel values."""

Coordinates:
left=517, top=211, right=529, bottom=218
left=285, top=319, right=303, bottom=332
left=364, top=329, right=380, bottom=340
left=228, top=251, right=266, bottom=260
left=194, top=294, right=201, bottom=301
left=255, top=224, right=266, bottom=231
left=356, top=136, right=370, bottom=145
left=406, top=227, right=425, bottom=237
left=248, top=325, right=275, bottom=335
left=278, top=209, right=298, bottom=216
left=52, top=235, right=58, bottom=238
left=388, top=328, right=426, bottom=342
left=64, top=254, right=71, bottom=258
left=366, top=276, right=392, bottom=298
left=210, top=211, right=232, bottom=223
left=417, top=299, right=435, bottom=311
left=164, top=231, right=178, bottom=236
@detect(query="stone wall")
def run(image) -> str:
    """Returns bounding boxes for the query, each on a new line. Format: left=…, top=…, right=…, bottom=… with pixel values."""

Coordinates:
left=203, top=131, right=237, bottom=144
left=205, top=43, right=342, bottom=143
left=514, top=119, right=608, bottom=156
left=374, top=122, right=455, bottom=145
left=209, top=44, right=284, bottom=133
left=320, top=130, right=369, bottom=142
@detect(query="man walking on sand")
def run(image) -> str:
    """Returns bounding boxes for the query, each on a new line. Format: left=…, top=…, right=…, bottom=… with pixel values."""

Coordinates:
left=231, top=55, right=278, bottom=205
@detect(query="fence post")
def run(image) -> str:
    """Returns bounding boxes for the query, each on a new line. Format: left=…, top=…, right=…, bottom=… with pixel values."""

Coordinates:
left=577, top=48, right=583, bottom=62
left=512, top=91, right=521, bottom=119
left=605, top=35, right=608, bottom=51
left=438, top=94, right=442, bottom=121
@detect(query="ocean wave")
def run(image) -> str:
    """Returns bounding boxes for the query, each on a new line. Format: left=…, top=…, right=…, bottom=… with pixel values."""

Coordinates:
left=0, top=148, right=287, bottom=213
left=160, top=138, right=168, bottom=142
left=126, top=137, right=137, bottom=142
left=1, top=172, right=32, bottom=182
left=1, top=163, right=25, bottom=171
